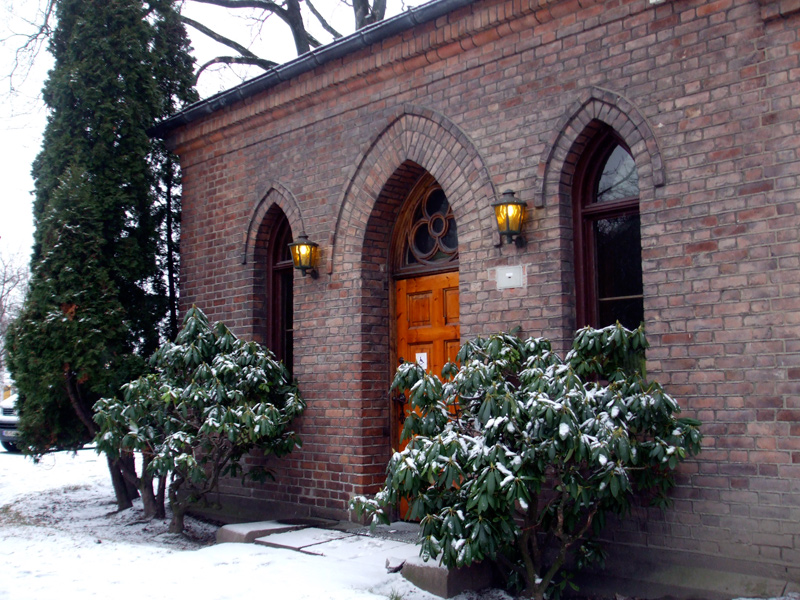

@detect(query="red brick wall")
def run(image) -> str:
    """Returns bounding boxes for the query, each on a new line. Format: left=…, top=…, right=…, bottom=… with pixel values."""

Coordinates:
left=170, top=0, right=800, bottom=581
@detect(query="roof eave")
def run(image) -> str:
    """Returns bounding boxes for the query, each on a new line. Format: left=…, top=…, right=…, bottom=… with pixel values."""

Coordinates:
left=149, top=0, right=475, bottom=139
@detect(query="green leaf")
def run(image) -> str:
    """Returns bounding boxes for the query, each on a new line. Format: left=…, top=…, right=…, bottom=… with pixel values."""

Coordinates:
left=618, top=437, right=630, bottom=462
left=610, top=476, right=620, bottom=498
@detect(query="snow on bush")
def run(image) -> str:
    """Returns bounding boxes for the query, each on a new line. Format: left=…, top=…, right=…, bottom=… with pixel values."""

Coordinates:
left=353, top=324, right=702, bottom=600
left=94, top=306, right=305, bottom=533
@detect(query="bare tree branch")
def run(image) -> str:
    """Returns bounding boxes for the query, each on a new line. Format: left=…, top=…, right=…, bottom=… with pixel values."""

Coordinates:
left=371, top=0, right=387, bottom=23
left=2, top=0, right=57, bottom=89
left=353, top=0, right=383, bottom=28
left=305, top=0, right=343, bottom=39
left=6, top=0, right=391, bottom=91
left=181, top=14, right=262, bottom=59
left=194, top=55, right=277, bottom=83
left=188, top=0, right=289, bottom=20
left=187, top=0, right=325, bottom=57
left=283, top=0, right=311, bottom=54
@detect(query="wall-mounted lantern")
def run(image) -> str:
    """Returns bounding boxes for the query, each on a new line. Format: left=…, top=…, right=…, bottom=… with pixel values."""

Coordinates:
left=492, top=190, right=526, bottom=247
left=289, top=233, right=320, bottom=278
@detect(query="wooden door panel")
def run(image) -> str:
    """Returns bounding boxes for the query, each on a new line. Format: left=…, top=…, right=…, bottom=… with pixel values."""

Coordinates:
left=395, top=271, right=460, bottom=519
left=444, top=339, right=461, bottom=365
left=405, top=324, right=459, bottom=344
left=396, top=273, right=459, bottom=377
left=403, top=271, right=459, bottom=294
left=444, top=287, right=459, bottom=325
left=396, top=272, right=460, bottom=419
left=408, top=291, right=433, bottom=328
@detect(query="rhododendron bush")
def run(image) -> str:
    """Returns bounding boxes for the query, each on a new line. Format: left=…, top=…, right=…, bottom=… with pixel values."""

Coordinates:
left=353, top=324, right=702, bottom=600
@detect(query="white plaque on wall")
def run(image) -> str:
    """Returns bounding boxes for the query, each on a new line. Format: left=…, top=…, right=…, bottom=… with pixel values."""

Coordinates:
left=495, top=265, right=525, bottom=289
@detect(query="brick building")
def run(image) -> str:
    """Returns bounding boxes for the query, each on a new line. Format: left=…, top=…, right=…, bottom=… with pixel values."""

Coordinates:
left=154, top=0, right=800, bottom=591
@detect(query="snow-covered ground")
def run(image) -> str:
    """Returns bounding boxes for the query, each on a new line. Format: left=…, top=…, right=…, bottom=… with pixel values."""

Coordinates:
left=0, top=447, right=512, bottom=600
left=2, top=447, right=797, bottom=600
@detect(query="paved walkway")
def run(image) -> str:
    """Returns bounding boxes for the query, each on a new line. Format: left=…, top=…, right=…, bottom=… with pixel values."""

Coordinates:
left=218, top=520, right=420, bottom=567
left=215, top=520, right=491, bottom=597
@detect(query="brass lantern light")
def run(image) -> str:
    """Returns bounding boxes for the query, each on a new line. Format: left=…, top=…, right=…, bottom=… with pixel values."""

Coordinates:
left=289, top=233, right=320, bottom=278
left=492, top=189, right=526, bottom=247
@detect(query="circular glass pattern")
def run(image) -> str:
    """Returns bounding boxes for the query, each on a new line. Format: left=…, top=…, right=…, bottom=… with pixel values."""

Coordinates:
left=429, top=214, right=446, bottom=236
left=403, top=187, right=458, bottom=269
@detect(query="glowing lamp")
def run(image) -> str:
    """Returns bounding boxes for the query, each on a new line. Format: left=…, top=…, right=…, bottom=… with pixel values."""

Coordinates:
left=289, top=234, right=320, bottom=278
left=492, top=190, right=526, bottom=247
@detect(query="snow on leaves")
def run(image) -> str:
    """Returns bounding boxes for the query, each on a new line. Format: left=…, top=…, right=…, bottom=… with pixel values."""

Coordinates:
left=94, top=306, right=305, bottom=532
left=352, top=323, right=702, bottom=600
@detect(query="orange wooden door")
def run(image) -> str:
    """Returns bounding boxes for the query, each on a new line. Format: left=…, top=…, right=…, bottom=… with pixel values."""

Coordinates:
left=394, top=271, right=460, bottom=448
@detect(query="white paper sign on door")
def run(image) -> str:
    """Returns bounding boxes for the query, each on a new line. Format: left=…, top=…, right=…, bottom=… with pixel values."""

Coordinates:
left=415, top=353, right=428, bottom=369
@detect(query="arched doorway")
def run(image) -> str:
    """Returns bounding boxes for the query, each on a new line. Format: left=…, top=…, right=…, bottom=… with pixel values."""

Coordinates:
left=391, top=174, right=460, bottom=450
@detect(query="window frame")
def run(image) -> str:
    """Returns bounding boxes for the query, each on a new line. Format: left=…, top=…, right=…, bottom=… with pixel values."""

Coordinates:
left=267, top=215, right=294, bottom=373
left=392, top=174, right=459, bottom=279
left=573, top=128, right=642, bottom=329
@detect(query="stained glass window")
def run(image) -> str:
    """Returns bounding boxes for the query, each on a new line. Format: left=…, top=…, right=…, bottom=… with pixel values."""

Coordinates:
left=402, top=187, right=458, bottom=271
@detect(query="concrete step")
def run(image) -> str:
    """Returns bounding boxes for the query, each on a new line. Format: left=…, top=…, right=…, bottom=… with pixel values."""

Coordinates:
left=401, top=555, right=495, bottom=599
left=253, top=527, right=356, bottom=555
left=215, top=520, right=306, bottom=544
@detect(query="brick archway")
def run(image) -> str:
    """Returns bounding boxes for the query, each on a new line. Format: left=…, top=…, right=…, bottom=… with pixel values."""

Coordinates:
left=536, top=86, right=665, bottom=210
left=530, top=87, right=666, bottom=338
left=538, top=87, right=665, bottom=338
left=241, top=181, right=304, bottom=343
left=242, top=180, right=304, bottom=266
left=327, top=106, right=497, bottom=498
left=329, top=104, right=499, bottom=276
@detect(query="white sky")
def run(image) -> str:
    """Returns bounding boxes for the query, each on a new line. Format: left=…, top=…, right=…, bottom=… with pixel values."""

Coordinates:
left=0, top=0, right=422, bottom=261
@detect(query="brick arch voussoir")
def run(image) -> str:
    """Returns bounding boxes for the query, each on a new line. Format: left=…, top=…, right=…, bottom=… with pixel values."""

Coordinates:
left=333, top=133, right=406, bottom=252
left=242, top=180, right=305, bottom=265
left=329, top=105, right=497, bottom=274
left=536, top=87, right=666, bottom=209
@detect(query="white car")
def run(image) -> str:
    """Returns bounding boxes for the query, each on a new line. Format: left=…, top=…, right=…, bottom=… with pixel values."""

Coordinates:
left=0, top=394, right=21, bottom=452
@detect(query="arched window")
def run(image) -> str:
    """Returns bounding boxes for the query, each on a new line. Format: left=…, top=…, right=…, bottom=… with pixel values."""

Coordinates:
left=267, top=214, right=294, bottom=372
left=393, top=175, right=458, bottom=277
left=574, top=128, right=643, bottom=330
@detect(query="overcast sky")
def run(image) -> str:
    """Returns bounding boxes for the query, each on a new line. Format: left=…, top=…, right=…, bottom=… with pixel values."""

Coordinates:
left=0, top=0, right=421, bottom=262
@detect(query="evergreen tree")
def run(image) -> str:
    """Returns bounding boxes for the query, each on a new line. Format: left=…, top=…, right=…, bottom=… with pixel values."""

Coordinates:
left=5, top=0, right=196, bottom=509
left=149, top=0, right=199, bottom=340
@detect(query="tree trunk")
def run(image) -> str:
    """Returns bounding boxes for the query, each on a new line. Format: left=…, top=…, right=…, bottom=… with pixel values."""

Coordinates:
left=169, top=503, right=187, bottom=533
left=284, top=0, right=310, bottom=55
left=168, top=475, right=186, bottom=533
left=155, top=476, right=167, bottom=519
left=119, top=452, right=139, bottom=500
left=164, top=168, right=179, bottom=341
left=141, top=482, right=158, bottom=518
left=353, top=0, right=373, bottom=28
left=107, top=456, right=134, bottom=511
left=64, top=374, right=97, bottom=437
left=139, top=455, right=166, bottom=519
left=139, top=460, right=158, bottom=518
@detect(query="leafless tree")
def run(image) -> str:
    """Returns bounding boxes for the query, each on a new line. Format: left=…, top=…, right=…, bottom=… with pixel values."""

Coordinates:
left=0, top=250, right=28, bottom=388
left=182, top=0, right=388, bottom=83
left=4, top=0, right=389, bottom=89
